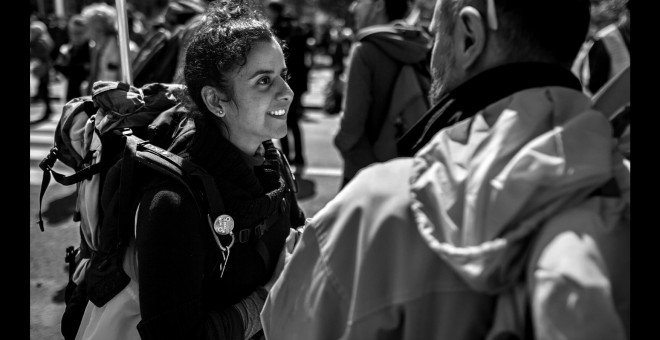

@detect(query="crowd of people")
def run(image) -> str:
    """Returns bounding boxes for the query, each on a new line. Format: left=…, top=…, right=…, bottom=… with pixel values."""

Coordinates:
left=31, top=0, right=629, bottom=339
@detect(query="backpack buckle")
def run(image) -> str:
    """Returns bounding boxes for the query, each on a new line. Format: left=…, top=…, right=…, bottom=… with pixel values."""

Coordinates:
left=239, top=229, right=250, bottom=243
left=39, top=147, right=59, bottom=171
left=254, top=222, right=265, bottom=238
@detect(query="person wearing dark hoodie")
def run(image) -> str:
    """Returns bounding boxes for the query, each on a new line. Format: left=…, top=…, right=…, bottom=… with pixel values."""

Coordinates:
left=262, top=0, right=629, bottom=339
left=333, top=0, right=431, bottom=188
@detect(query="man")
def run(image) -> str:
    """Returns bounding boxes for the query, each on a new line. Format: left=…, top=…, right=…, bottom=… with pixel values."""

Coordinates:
left=334, top=0, right=431, bottom=188
left=262, top=0, right=630, bottom=339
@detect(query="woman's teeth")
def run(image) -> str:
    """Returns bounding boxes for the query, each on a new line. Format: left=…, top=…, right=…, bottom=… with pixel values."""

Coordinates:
left=268, top=109, right=286, bottom=116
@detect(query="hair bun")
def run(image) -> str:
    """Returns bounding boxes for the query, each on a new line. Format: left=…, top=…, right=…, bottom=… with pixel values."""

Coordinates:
left=214, top=0, right=250, bottom=21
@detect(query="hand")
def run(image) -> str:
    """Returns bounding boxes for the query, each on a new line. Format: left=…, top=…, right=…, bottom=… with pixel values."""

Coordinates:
left=263, top=228, right=298, bottom=291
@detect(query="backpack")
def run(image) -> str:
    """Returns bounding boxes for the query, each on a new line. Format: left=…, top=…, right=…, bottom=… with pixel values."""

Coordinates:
left=36, top=81, right=229, bottom=339
left=373, top=60, right=431, bottom=161
left=357, top=26, right=432, bottom=162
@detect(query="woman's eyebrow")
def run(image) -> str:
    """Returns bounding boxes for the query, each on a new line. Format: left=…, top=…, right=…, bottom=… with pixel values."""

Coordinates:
left=248, top=67, right=288, bottom=79
left=249, top=69, right=275, bottom=79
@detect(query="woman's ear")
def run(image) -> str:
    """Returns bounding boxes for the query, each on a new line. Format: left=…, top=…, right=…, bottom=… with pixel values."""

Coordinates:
left=201, top=85, right=226, bottom=118
left=456, top=6, right=487, bottom=70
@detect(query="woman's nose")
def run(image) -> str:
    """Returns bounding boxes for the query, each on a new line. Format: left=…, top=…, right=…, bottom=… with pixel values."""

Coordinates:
left=278, top=77, right=294, bottom=102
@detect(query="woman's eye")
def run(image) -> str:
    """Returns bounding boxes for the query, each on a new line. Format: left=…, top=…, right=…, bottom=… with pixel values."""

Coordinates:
left=281, top=72, right=291, bottom=82
left=258, top=77, right=271, bottom=85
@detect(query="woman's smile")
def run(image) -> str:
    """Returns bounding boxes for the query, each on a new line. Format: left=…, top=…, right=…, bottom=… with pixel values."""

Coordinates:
left=267, top=108, right=287, bottom=118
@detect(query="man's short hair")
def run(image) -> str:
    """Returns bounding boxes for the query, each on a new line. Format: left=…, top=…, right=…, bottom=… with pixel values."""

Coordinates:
left=441, top=0, right=591, bottom=67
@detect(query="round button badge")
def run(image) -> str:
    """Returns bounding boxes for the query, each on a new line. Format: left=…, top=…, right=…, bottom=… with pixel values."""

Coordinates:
left=213, top=215, right=234, bottom=235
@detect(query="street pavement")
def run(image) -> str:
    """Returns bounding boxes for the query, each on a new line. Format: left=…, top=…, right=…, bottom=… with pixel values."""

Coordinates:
left=30, top=58, right=344, bottom=339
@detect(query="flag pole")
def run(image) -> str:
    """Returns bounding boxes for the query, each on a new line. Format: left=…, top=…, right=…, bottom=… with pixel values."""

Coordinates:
left=115, top=0, right=133, bottom=84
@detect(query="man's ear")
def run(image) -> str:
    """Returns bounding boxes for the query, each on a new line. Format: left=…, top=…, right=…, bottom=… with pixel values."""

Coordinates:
left=456, top=6, right=487, bottom=70
left=201, top=86, right=227, bottom=118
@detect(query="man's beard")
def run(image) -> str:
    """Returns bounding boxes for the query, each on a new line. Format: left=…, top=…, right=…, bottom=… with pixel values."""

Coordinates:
left=429, top=42, right=456, bottom=106
left=429, top=70, right=446, bottom=106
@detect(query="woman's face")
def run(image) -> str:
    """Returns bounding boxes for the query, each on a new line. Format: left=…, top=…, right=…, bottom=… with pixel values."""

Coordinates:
left=221, top=37, right=294, bottom=153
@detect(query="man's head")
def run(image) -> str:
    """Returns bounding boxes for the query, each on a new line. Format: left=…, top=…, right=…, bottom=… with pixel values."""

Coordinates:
left=81, top=2, right=117, bottom=43
left=349, top=0, right=411, bottom=31
left=428, top=0, right=591, bottom=104
left=67, top=15, right=88, bottom=46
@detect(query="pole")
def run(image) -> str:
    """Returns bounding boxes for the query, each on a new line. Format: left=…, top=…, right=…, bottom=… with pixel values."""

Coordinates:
left=55, top=0, right=65, bottom=18
left=115, top=0, right=133, bottom=84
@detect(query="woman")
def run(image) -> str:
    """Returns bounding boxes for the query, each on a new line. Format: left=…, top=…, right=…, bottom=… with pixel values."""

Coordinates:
left=74, top=1, right=305, bottom=339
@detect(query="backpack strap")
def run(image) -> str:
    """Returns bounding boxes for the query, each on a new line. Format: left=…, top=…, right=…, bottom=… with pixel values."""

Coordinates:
left=592, top=65, right=630, bottom=120
left=117, top=130, right=139, bottom=247
left=120, top=131, right=228, bottom=258
left=275, top=147, right=298, bottom=194
left=129, top=133, right=226, bottom=220
left=37, top=147, right=110, bottom=232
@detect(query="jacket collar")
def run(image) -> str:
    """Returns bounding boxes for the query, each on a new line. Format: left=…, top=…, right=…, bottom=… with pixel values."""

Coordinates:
left=397, top=62, right=583, bottom=156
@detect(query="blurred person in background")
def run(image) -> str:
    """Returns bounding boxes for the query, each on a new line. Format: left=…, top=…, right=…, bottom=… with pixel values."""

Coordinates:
left=126, top=2, right=149, bottom=46
left=327, top=20, right=352, bottom=76
left=53, top=15, right=91, bottom=101
left=30, top=19, right=55, bottom=122
left=47, top=14, right=70, bottom=65
left=130, top=0, right=208, bottom=86
left=572, top=0, right=630, bottom=96
left=163, top=0, right=209, bottom=85
left=406, top=0, right=436, bottom=33
left=266, top=0, right=311, bottom=169
left=81, top=2, right=138, bottom=94
left=321, top=20, right=353, bottom=116
left=333, top=0, right=431, bottom=188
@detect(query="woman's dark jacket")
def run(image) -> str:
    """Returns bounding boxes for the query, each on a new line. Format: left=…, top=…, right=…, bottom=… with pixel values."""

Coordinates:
left=133, top=114, right=306, bottom=339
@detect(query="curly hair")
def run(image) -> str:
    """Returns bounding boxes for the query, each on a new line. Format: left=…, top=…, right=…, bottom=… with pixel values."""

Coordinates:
left=183, top=0, right=278, bottom=117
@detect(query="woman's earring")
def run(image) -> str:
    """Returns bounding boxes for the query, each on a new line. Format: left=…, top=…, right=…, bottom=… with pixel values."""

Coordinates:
left=217, top=106, right=225, bottom=117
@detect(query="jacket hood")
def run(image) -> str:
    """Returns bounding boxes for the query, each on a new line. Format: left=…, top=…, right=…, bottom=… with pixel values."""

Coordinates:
left=356, top=21, right=431, bottom=64
left=408, top=86, right=624, bottom=293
